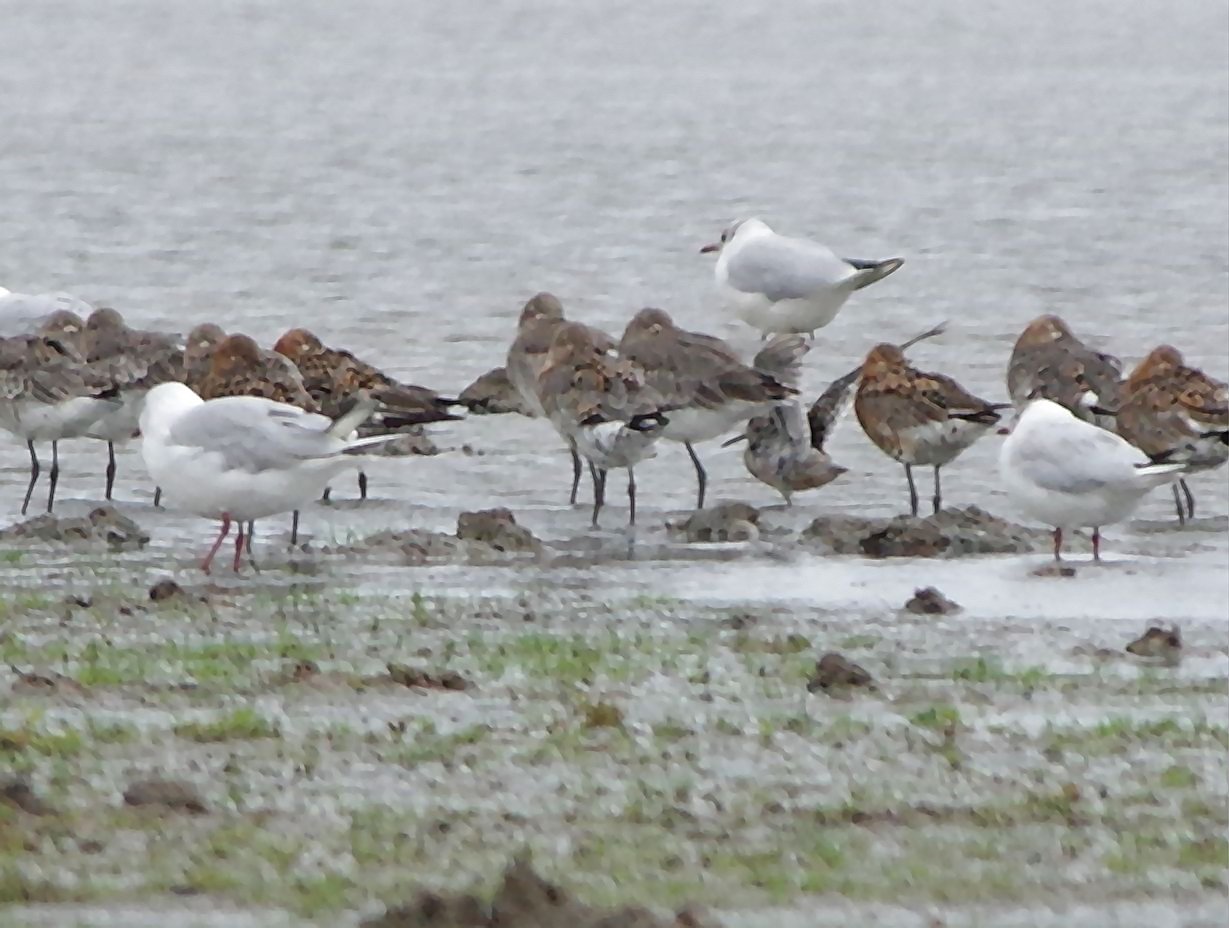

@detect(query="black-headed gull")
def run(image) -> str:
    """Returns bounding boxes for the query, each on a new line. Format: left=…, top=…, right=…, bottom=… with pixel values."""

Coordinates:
left=701, top=218, right=903, bottom=337
left=999, top=398, right=1188, bottom=561
left=139, top=382, right=398, bottom=573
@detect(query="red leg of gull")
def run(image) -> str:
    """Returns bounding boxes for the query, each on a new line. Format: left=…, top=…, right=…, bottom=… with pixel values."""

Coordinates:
left=232, top=521, right=246, bottom=573
left=1052, top=527, right=1063, bottom=562
left=201, top=515, right=232, bottom=574
left=1092, top=527, right=1101, bottom=562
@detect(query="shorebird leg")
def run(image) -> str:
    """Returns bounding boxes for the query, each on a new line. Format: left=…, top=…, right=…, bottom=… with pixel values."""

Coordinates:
left=627, top=467, right=637, bottom=526
left=21, top=441, right=40, bottom=516
left=243, top=521, right=260, bottom=572
left=357, top=469, right=368, bottom=501
left=321, top=486, right=332, bottom=502
left=104, top=441, right=117, bottom=501
left=290, top=510, right=300, bottom=547
left=685, top=442, right=707, bottom=510
left=201, top=514, right=232, bottom=574
left=904, top=463, right=919, bottom=517
left=46, top=441, right=60, bottom=513
left=1180, top=478, right=1195, bottom=520
left=232, top=521, right=247, bottom=573
left=1171, top=483, right=1186, bottom=525
left=569, top=444, right=582, bottom=505
left=154, top=486, right=163, bottom=508
left=932, top=466, right=943, bottom=515
left=1092, top=527, right=1101, bottom=562
left=1052, top=527, right=1063, bottom=561
left=590, top=465, right=608, bottom=528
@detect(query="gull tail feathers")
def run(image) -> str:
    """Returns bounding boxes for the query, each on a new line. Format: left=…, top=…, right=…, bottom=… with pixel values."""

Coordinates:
left=845, top=257, right=904, bottom=291
left=327, top=395, right=378, bottom=439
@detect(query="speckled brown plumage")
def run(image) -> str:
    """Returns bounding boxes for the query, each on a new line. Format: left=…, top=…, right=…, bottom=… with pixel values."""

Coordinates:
left=856, top=343, right=1005, bottom=516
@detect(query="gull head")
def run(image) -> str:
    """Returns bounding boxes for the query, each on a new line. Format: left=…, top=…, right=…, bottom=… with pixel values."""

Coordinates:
left=140, top=381, right=204, bottom=437
left=624, top=307, right=675, bottom=337
left=273, top=327, right=324, bottom=364
left=700, top=218, right=771, bottom=254
left=518, top=292, right=564, bottom=328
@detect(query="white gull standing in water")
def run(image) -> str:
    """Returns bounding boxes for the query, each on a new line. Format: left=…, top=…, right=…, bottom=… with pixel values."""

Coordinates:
left=701, top=218, right=903, bottom=336
left=999, top=398, right=1188, bottom=562
left=139, top=383, right=397, bottom=573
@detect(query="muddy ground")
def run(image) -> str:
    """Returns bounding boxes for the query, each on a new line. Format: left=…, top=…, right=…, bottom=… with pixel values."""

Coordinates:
left=0, top=502, right=1226, bottom=928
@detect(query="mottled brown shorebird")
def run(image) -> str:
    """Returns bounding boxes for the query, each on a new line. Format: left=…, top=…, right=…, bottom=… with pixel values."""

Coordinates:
left=505, top=292, right=616, bottom=505
left=1115, top=345, right=1228, bottom=523
left=856, top=343, right=1006, bottom=516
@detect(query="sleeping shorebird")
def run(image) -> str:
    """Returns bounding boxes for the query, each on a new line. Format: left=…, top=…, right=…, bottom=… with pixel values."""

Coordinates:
left=505, top=292, right=616, bottom=506
left=273, top=327, right=463, bottom=500
left=70, top=308, right=184, bottom=500
left=700, top=218, right=903, bottom=337
left=1007, top=314, right=1122, bottom=424
left=1000, top=399, right=1187, bottom=561
left=856, top=343, right=1006, bottom=516
left=617, top=307, right=795, bottom=510
left=0, top=329, right=121, bottom=514
left=1114, top=345, right=1228, bottom=524
left=535, top=322, right=669, bottom=526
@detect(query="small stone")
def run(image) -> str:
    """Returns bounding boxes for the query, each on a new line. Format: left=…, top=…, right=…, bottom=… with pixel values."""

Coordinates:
left=123, top=778, right=208, bottom=814
left=807, top=652, right=875, bottom=694
left=149, top=579, right=185, bottom=602
left=904, top=586, right=961, bottom=615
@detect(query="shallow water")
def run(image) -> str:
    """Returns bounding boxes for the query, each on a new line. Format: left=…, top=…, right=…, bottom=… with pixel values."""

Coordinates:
left=0, top=0, right=1227, bottom=923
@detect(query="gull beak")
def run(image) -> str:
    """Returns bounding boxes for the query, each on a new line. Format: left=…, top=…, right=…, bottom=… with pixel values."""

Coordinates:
left=721, top=433, right=748, bottom=447
left=699, top=242, right=720, bottom=254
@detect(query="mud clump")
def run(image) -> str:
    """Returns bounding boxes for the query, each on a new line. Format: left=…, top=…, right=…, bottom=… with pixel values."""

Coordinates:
left=0, top=506, right=149, bottom=551
left=363, top=427, right=440, bottom=457
left=123, top=778, right=208, bottom=814
left=459, top=366, right=533, bottom=416
left=807, top=652, right=875, bottom=694
left=904, top=586, right=962, bottom=615
left=455, top=509, right=541, bottom=553
left=804, top=506, right=1044, bottom=558
left=364, top=854, right=713, bottom=928
left=1, top=777, right=55, bottom=816
left=387, top=663, right=471, bottom=691
left=1125, top=624, right=1182, bottom=664
left=1031, top=562, right=1078, bottom=578
left=149, top=579, right=186, bottom=602
left=669, top=503, right=760, bottom=543
left=338, top=529, right=464, bottom=565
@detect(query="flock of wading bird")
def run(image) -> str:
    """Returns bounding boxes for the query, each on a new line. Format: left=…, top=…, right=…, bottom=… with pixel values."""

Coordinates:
left=0, top=217, right=1225, bottom=573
